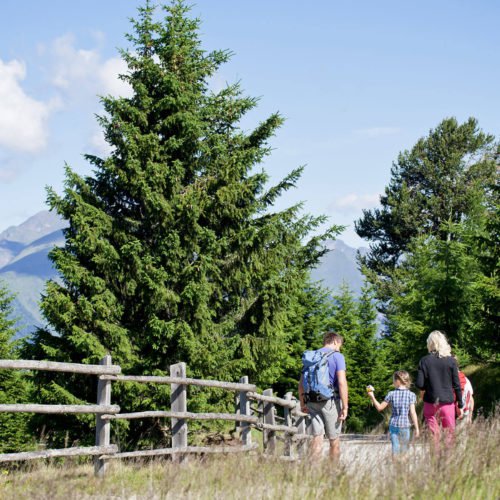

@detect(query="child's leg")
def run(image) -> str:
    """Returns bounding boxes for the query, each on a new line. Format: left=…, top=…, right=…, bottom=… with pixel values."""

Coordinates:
left=389, top=425, right=400, bottom=456
left=399, top=427, right=411, bottom=454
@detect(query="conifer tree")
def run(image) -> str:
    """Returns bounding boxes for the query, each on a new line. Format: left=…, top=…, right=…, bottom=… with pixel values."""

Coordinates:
left=329, top=283, right=375, bottom=431
left=275, top=280, right=336, bottom=394
left=356, top=117, right=497, bottom=298
left=398, top=228, right=483, bottom=361
left=355, top=117, right=498, bottom=367
left=0, top=282, right=31, bottom=452
left=26, top=1, right=340, bottom=446
left=470, top=177, right=500, bottom=359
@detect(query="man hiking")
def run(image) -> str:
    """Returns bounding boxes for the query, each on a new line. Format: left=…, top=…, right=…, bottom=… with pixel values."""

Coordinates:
left=298, top=331, right=348, bottom=462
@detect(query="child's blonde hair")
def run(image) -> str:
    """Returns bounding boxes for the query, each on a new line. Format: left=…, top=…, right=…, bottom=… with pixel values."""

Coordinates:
left=393, top=370, right=411, bottom=387
left=427, top=330, right=452, bottom=358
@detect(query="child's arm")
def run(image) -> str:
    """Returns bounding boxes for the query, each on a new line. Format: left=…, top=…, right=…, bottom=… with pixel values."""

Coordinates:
left=409, top=403, right=420, bottom=438
left=368, top=391, right=389, bottom=412
left=468, top=396, right=474, bottom=423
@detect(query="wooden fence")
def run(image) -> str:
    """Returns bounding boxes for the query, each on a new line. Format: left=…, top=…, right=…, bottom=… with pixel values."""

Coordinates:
left=0, top=356, right=316, bottom=476
left=0, top=357, right=386, bottom=477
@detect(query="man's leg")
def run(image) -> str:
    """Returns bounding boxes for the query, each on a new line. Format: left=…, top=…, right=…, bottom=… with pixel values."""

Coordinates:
left=329, top=437, right=340, bottom=462
left=307, top=401, right=326, bottom=461
left=310, top=435, right=324, bottom=461
left=324, top=399, right=342, bottom=463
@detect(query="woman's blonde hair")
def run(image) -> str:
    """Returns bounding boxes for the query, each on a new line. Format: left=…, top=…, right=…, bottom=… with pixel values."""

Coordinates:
left=393, top=370, right=411, bottom=387
left=427, top=330, right=452, bottom=358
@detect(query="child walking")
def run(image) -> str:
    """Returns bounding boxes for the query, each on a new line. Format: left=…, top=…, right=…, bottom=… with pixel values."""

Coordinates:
left=367, top=371, right=420, bottom=457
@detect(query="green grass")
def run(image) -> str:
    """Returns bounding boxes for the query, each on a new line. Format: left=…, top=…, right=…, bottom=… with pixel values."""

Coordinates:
left=1, top=414, right=499, bottom=499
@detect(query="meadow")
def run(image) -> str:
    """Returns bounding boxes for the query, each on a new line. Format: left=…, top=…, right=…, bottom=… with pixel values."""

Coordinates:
left=1, top=413, right=498, bottom=499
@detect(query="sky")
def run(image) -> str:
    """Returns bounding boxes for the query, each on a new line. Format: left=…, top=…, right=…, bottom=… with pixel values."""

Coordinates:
left=0, top=0, right=499, bottom=247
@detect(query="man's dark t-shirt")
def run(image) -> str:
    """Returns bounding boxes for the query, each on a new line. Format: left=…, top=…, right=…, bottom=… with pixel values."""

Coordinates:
left=416, top=353, right=463, bottom=407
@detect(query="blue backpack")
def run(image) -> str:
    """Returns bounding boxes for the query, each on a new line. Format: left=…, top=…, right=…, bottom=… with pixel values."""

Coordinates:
left=302, top=349, right=335, bottom=402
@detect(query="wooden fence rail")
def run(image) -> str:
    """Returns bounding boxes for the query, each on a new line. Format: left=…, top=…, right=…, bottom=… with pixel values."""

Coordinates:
left=0, top=359, right=120, bottom=375
left=0, top=445, right=118, bottom=463
left=101, top=411, right=259, bottom=423
left=0, top=404, right=120, bottom=414
left=100, top=374, right=256, bottom=392
left=0, top=356, right=317, bottom=476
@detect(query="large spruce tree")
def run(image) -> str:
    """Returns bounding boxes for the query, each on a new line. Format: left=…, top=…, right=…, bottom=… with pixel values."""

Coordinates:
left=27, top=1, right=340, bottom=446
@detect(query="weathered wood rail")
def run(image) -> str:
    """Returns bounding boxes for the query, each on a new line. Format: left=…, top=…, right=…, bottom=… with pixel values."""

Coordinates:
left=0, top=357, right=121, bottom=471
left=0, top=356, right=386, bottom=477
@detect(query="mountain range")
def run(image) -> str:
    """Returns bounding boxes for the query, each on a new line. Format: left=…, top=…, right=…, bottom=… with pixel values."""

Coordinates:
left=0, top=211, right=367, bottom=338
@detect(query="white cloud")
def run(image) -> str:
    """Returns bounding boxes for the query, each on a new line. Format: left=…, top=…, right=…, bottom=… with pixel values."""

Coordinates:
left=88, top=129, right=113, bottom=157
left=0, top=165, right=18, bottom=183
left=98, top=57, right=133, bottom=98
left=329, top=193, right=380, bottom=214
left=355, top=127, right=401, bottom=139
left=49, top=34, right=132, bottom=98
left=0, top=58, right=58, bottom=153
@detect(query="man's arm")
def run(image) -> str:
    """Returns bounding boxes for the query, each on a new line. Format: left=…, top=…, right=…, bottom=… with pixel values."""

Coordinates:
left=298, top=374, right=308, bottom=413
left=337, top=370, right=348, bottom=421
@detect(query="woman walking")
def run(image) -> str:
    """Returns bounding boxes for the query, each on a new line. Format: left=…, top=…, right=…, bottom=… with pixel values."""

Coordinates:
left=416, top=331, right=463, bottom=448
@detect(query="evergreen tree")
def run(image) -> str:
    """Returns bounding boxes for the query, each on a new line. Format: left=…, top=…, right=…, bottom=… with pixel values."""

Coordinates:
left=382, top=228, right=481, bottom=369
left=332, top=283, right=372, bottom=432
left=26, top=1, right=340, bottom=447
left=275, top=279, right=336, bottom=395
left=355, top=117, right=498, bottom=367
left=356, top=117, right=497, bottom=296
left=470, top=176, right=500, bottom=359
left=0, top=282, right=31, bottom=453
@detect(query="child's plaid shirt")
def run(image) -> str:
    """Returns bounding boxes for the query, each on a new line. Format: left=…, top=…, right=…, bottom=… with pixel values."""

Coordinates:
left=384, top=388, right=416, bottom=428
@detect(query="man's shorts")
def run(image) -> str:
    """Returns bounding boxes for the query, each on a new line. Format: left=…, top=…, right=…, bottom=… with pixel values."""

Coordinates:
left=307, top=398, right=342, bottom=439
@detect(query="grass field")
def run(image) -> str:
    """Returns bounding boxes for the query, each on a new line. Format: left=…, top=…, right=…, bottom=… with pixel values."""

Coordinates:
left=1, top=414, right=499, bottom=499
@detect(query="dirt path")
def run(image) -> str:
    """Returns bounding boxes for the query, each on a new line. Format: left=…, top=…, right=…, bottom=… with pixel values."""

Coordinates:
left=331, top=439, right=425, bottom=471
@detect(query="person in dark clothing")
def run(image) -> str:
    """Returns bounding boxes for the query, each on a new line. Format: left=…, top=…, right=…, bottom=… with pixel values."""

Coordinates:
left=416, top=330, right=463, bottom=448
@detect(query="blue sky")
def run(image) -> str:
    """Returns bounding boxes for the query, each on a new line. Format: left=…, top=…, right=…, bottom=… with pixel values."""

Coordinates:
left=0, top=0, right=498, bottom=246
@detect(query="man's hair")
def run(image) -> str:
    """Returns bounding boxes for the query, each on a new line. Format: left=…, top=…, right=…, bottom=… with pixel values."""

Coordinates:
left=323, top=331, right=344, bottom=345
left=393, top=370, right=412, bottom=387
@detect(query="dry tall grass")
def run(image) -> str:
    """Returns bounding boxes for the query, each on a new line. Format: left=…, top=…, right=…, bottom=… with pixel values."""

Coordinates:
left=1, top=415, right=499, bottom=499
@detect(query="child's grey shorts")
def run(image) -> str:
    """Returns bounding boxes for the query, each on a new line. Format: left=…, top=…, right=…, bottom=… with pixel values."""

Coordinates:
left=307, top=398, right=342, bottom=439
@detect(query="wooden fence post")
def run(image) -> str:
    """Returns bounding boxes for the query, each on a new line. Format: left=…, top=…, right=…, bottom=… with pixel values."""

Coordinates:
left=94, top=355, right=112, bottom=477
left=296, top=416, right=308, bottom=458
left=170, top=362, right=188, bottom=462
left=234, top=392, right=241, bottom=438
left=283, top=392, right=293, bottom=458
left=239, top=376, right=252, bottom=446
left=262, top=388, right=276, bottom=454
